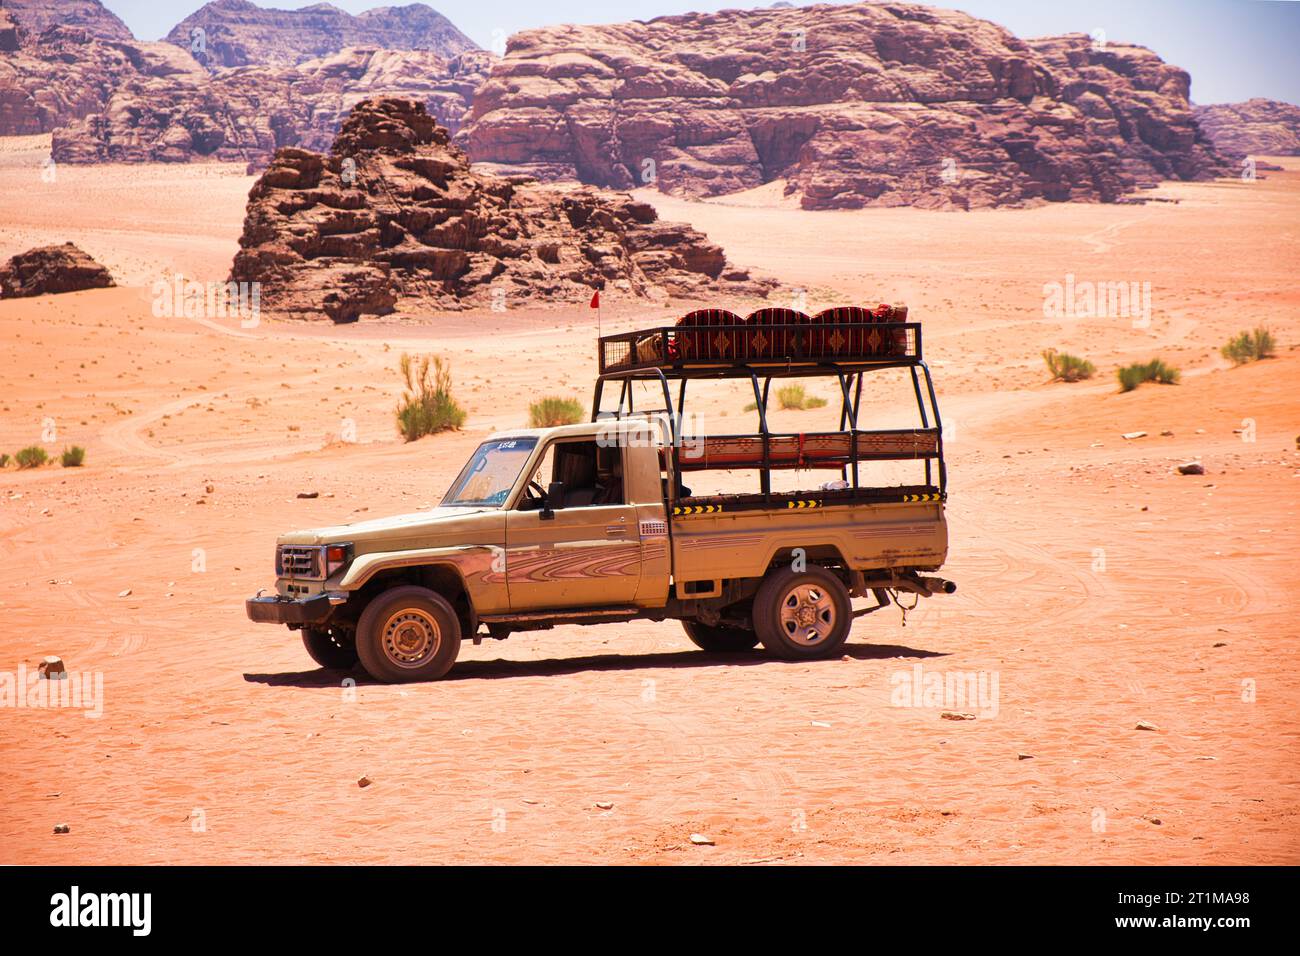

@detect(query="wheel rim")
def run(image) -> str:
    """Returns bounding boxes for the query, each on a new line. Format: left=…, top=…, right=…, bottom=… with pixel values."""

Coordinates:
left=380, top=608, right=441, bottom=667
left=778, top=583, right=837, bottom=645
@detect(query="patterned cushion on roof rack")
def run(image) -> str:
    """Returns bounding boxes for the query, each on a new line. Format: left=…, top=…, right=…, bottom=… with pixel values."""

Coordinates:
left=675, top=308, right=743, bottom=360
left=878, top=303, right=910, bottom=356
left=745, top=307, right=810, bottom=359
left=812, top=305, right=872, bottom=358
left=813, top=304, right=909, bottom=358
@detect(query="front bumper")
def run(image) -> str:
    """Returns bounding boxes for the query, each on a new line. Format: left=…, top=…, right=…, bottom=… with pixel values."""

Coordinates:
left=245, top=592, right=333, bottom=626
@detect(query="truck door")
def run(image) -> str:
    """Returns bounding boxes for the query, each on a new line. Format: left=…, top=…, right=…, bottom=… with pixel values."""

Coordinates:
left=505, top=438, right=643, bottom=610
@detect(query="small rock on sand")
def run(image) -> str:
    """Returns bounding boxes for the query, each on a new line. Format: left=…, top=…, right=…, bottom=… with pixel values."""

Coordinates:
left=1177, top=462, right=1205, bottom=475
left=1135, top=720, right=1160, bottom=732
left=1122, top=431, right=1147, bottom=440
left=595, top=801, right=614, bottom=810
left=357, top=775, right=372, bottom=788
left=118, top=588, right=131, bottom=597
left=689, top=833, right=714, bottom=846
left=38, top=656, right=67, bottom=679
left=53, top=824, right=70, bottom=834
left=941, top=711, right=976, bottom=721
left=297, top=491, right=320, bottom=499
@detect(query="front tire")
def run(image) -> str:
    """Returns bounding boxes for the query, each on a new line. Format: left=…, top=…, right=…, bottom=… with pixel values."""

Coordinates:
left=682, top=619, right=759, bottom=653
left=301, top=625, right=358, bottom=670
left=355, top=585, right=461, bottom=683
left=753, top=565, right=852, bottom=660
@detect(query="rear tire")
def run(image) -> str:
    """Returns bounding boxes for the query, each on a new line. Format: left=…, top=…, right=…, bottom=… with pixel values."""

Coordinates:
left=301, top=625, right=358, bottom=670
left=355, top=585, right=461, bottom=683
left=682, top=619, right=759, bottom=653
left=753, top=565, right=852, bottom=660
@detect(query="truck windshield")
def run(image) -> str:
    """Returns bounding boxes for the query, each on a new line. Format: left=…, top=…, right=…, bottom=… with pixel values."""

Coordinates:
left=441, top=437, right=539, bottom=508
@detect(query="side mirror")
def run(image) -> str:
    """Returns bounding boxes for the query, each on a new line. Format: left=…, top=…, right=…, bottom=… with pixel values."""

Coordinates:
left=539, top=481, right=563, bottom=520
left=547, top=481, right=565, bottom=510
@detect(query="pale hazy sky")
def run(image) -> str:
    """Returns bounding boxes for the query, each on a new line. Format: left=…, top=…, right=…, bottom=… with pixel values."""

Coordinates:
left=100, top=0, right=1298, bottom=105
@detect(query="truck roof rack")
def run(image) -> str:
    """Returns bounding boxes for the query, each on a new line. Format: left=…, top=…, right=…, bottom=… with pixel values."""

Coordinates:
left=592, top=306, right=946, bottom=501
left=597, top=306, right=921, bottom=377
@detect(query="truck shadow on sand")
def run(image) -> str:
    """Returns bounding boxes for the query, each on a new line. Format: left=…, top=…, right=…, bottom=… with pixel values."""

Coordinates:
left=243, top=642, right=948, bottom=688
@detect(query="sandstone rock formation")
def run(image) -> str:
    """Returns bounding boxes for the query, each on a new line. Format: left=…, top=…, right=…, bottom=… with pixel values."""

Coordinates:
left=1194, top=99, right=1300, bottom=157
left=0, top=26, right=174, bottom=136
left=165, top=0, right=476, bottom=69
left=52, top=47, right=493, bottom=164
left=1, top=8, right=23, bottom=53
left=0, top=242, right=114, bottom=297
left=2, top=0, right=133, bottom=43
left=230, top=99, right=770, bottom=321
left=462, top=3, right=1231, bottom=209
left=0, top=1, right=489, bottom=164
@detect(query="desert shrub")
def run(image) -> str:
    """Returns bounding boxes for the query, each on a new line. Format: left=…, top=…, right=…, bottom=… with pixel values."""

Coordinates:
left=1042, top=348, right=1096, bottom=382
left=777, top=384, right=829, bottom=410
left=60, top=446, right=85, bottom=467
left=0, top=454, right=8, bottom=468
left=15, top=445, right=48, bottom=468
left=1146, top=358, right=1180, bottom=385
left=1221, top=327, right=1276, bottom=365
left=528, top=396, right=584, bottom=428
left=1117, top=359, right=1180, bottom=392
left=395, top=354, right=466, bottom=441
left=1116, top=364, right=1144, bottom=393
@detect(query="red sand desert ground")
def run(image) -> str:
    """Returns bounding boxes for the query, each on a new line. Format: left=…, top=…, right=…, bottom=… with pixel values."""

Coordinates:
left=0, top=135, right=1297, bottom=864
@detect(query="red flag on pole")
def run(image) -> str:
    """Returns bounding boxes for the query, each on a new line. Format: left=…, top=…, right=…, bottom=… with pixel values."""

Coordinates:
left=590, top=290, right=600, bottom=309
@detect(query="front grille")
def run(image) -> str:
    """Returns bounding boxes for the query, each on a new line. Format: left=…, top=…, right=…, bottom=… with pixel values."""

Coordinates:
left=279, top=545, right=323, bottom=579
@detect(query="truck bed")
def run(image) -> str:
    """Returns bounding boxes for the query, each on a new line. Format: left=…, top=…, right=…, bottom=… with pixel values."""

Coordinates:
left=669, top=486, right=947, bottom=583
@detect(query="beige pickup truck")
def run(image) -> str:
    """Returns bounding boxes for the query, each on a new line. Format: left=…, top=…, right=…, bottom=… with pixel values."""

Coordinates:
left=247, top=309, right=953, bottom=682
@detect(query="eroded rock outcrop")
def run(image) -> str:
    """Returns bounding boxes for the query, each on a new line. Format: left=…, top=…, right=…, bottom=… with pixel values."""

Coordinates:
left=0, top=1, right=489, bottom=163
left=230, top=99, right=770, bottom=321
left=462, top=3, right=1231, bottom=209
left=1194, top=99, right=1300, bottom=157
left=52, top=47, right=494, bottom=165
left=0, top=26, right=175, bottom=136
left=2, top=0, right=133, bottom=43
left=165, top=0, right=476, bottom=69
left=0, top=242, right=114, bottom=297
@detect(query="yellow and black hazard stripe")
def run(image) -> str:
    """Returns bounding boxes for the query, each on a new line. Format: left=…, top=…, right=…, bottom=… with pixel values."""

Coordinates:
left=786, top=499, right=821, bottom=509
left=672, top=504, right=723, bottom=516
left=901, top=492, right=943, bottom=502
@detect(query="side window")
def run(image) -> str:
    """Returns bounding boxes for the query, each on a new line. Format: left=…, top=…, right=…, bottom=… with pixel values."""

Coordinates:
left=520, top=440, right=624, bottom=509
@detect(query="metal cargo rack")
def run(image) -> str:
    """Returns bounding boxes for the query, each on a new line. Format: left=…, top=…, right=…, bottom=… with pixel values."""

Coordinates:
left=592, top=316, right=946, bottom=503
left=598, top=320, right=922, bottom=374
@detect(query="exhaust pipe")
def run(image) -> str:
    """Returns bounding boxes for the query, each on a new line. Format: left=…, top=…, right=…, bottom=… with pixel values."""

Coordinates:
left=856, top=572, right=957, bottom=598
left=916, top=576, right=957, bottom=596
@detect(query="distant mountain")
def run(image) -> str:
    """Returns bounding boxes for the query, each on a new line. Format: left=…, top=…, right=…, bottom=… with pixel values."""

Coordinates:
left=52, top=47, right=495, bottom=164
left=1194, top=99, right=1300, bottom=157
left=462, top=3, right=1232, bottom=209
left=164, top=0, right=478, bottom=70
left=0, top=0, right=133, bottom=43
left=0, top=0, right=489, bottom=163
